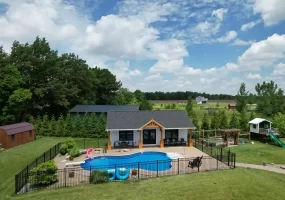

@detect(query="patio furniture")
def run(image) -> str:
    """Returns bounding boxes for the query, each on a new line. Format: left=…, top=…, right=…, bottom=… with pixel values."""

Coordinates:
left=114, top=141, right=120, bottom=148
left=171, top=138, right=177, bottom=146
left=188, top=156, right=203, bottom=169
left=180, top=138, right=186, bottom=146
left=128, top=140, right=134, bottom=148
left=164, top=139, right=170, bottom=147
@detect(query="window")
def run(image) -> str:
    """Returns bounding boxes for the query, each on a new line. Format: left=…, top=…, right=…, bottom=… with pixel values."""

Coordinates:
left=11, top=135, right=15, bottom=142
left=119, top=131, right=133, bottom=141
left=165, top=130, right=178, bottom=140
left=29, top=130, right=32, bottom=137
left=253, top=124, right=257, bottom=129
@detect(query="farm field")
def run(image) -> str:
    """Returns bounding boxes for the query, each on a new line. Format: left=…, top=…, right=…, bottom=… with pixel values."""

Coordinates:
left=152, top=100, right=259, bottom=123
left=14, top=168, right=285, bottom=200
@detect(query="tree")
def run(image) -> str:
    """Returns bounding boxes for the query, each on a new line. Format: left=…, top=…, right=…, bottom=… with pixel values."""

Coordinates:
left=249, top=112, right=255, bottom=121
left=134, top=90, right=145, bottom=102
left=239, top=109, right=248, bottom=131
left=186, top=97, right=194, bottom=116
left=229, top=111, right=239, bottom=129
left=236, top=83, right=248, bottom=113
left=210, top=110, right=219, bottom=129
left=140, top=99, right=153, bottom=110
left=114, top=88, right=134, bottom=105
left=201, top=113, right=210, bottom=130
left=219, top=110, right=228, bottom=129
left=255, top=81, right=285, bottom=116
left=273, top=113, right=285, bottom=137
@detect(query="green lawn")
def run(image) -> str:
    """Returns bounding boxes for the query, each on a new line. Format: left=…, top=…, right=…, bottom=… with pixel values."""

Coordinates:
left=228, top=140, right=285, bottom=164
left=0, top=137, right=63, bottom=200
left=13, top=168, right=285, bottom=200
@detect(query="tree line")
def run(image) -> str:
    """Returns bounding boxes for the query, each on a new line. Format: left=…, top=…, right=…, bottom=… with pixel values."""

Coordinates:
left=144, top=91, right=236, bottom=101
left=29, top=113, right=107, bottom=138
left=0, top=37, right=152, bottom=125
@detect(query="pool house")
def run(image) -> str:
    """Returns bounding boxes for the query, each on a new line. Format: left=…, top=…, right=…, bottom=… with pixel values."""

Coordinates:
left=106, top=110, right=196, bottom=150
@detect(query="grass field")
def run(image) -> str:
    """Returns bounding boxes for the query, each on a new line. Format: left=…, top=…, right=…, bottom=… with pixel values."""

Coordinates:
left=13, top=168, right=285, bottom=200
left=227, top=140, right=285, bottom=164
left=152, top=100, right=260, bottom=123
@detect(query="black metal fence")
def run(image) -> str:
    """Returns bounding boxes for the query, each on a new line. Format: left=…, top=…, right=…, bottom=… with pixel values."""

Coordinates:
left=193, top=138, right=236, bottom=168
left=15, top=156, right=231, bottom=194
left=15, top=143, right=61, bottom=194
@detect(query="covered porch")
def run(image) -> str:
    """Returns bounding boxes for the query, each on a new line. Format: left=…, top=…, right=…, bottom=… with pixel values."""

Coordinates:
left=107, top=119, right=194, bottom=150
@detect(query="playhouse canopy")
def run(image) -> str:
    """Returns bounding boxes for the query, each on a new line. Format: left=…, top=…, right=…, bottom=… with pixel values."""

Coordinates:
left=249, top=118, right=271, bottom=125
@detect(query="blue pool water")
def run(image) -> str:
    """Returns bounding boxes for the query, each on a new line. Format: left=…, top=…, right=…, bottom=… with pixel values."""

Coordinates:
left=80, top=151, right=172, bottom=172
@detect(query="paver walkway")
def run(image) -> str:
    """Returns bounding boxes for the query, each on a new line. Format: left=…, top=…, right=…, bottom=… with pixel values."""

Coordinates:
left=236, top=163, right=285, bottom=174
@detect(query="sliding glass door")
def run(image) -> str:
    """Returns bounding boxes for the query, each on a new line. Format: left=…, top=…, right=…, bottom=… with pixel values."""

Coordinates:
left=143, top=129, right=156, bottom=144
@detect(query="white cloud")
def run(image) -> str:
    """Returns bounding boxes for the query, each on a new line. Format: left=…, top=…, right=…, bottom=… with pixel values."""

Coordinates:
left=149, top=59, right=184, bottom=73
left=212, top=8, right=228, bottom=21
left=225, top=63, right=239, bottom=71
left=217, top=31, right=238, bottom=43
left=253, top=0, right=285, bottom=26
left=111, top=60, right=142, bottom=81
left=241, top=20, right=261, bottom=31
left=272, top=63, right=285, bottom=76
left=144, top=73, right=162, bottom=81
left=246, top=73, right=262, bottom=79
left=238, top=34, right=285, bottom=71
left=231, top=39, right=256, bottom=46
left=194, top=21, right=221, bottom=36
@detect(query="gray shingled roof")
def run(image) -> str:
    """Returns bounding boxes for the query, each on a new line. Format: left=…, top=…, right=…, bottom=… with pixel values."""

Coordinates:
left=106, top=110, right=195, bottom=130
left=70, top=105, right=140, bottom=113
left=0, top=122, right=34, bottom=135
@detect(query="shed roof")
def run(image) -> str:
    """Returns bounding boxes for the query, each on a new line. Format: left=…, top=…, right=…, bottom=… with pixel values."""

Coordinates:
left=70, top=105, right=140, bottom=113
left=0, top=122, right=34, bottom=136
left=106, top=110, right=195, bottom=130
left=248, top=118, right=271, bottom=124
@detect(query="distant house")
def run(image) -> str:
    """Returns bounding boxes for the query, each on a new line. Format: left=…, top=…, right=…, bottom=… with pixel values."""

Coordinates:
left=70, top=105, right=140, bottom=118
left=0, top=122, right=35, bottom=149
left=196, top=96, right=208, bottom=104
left=228, top=104, right=236, bottom=110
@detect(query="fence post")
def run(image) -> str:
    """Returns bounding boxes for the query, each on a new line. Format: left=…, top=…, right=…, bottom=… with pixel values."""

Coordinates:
left=227, top=150, right=230, bottom=166
left=115, top=164, right=116, bottom=181
left=234, top=153, right=236, bottom=168
left=178, top=159, right=180, bottom=175
left=50, top=148, right=52, bottom=160
left=156, top=160, right=158, bottom=177
left=220, top=148, right=223, bottom=161
left=89, top=166, right=92, bottom=183
left=138, top=162, right=140, bottom=179
left=216, top=155, right=219, bottom=170
left=64, top=168, right=67, bottom=187
left=36, top=158, right=38, bottom=167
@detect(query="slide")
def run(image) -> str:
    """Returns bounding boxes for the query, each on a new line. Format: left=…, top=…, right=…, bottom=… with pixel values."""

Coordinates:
left=269, top=132, right=285, bottom=148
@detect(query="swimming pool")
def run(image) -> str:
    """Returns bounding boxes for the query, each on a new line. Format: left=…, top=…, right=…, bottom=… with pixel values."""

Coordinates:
left=80, top=151, right=172, bottom=172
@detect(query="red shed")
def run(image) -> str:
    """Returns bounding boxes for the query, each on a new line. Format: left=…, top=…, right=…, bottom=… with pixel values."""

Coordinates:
left=0, top=122, right=35, bottom=149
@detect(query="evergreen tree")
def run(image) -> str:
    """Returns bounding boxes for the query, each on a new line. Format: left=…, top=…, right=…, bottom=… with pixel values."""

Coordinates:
left=201, top=113, right=210, bottom=130
left=73, top=114, right=82, bottom=137
left=236, top=83, right=249, bottom=113
left=48, top=115, right=56, bottom=136
left=219, top=110, right=228, bottom=129
left=41, top=115, right=50, bottom=136
left=210, top=110, right=219, bottom=129
left=56, top=114, right=66, bottom=136
left=229, top=111, right=239, bottom=129
left=96, top=113, right=107, bottom=138
left=64, top=114, right=72, bottom=137
left=239, top=109, right=248, bottom=131
left=34, top=115, right=42, bottom=136
left=186, top=97, right=194, bottom=116
left=249, top=112, right=255, bottom=121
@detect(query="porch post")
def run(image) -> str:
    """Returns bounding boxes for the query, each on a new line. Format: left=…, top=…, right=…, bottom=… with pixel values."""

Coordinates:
left=188, top=129, right=193, bottom=147
left=139, top=130, right=142, bottom=149
left=107, top=131, right=111, bottom=150
left=160, top=129, right=164, bottom=148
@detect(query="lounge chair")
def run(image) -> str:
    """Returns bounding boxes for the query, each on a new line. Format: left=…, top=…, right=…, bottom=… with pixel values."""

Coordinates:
left=164, top=139, right=170, bottom=147
left=171, top=138, right=177, bottom=146
left=114, top=141, right=120, bottom=148
left=188, top=156, right=203, bottom=169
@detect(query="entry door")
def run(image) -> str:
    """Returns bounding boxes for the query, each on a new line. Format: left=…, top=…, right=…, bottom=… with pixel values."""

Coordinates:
left=143, top=129, right=156, bottom=144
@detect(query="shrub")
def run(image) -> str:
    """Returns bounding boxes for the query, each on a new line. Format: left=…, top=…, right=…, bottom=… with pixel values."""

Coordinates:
left=90, top=170, right=109, bottom=184
left=69, top=146, right=80, bottom=158
left=65, top=138, right=77, bottom=149
left=59, top=144, right=68, bottom=155
left=30, top=161, right=58, bottom=185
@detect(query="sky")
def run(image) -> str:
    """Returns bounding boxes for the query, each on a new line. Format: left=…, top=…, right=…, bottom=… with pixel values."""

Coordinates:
left=0, top=0, right=285, bottom=95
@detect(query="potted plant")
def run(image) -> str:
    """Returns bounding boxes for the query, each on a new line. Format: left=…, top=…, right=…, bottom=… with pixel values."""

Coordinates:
left=131, top=169, right=138, bottom=176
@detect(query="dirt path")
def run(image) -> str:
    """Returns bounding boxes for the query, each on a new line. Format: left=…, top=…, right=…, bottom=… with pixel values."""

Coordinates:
left=236, top=163, right=285, bottom=174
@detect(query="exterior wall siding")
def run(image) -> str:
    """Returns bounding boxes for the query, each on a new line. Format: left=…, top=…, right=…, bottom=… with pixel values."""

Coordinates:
left=0, top=130, right=35, bottom=149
